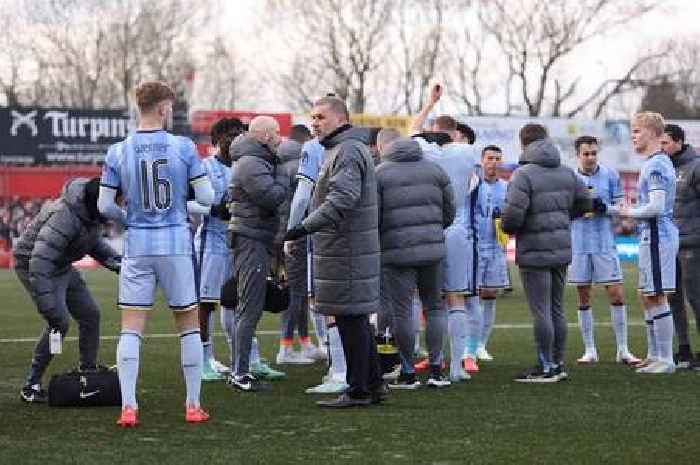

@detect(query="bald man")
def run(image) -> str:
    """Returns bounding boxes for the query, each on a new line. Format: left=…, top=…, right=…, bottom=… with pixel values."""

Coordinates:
left=227, top=115, right=288, bottom=392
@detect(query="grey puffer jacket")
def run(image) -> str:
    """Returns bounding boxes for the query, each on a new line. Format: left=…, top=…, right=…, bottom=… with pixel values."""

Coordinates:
left=274, top=139, right=303, bottom=246
left=13, top=178, right=120, bottom=315
left=501, top=139, right=591, bottom=268
left=302, top=125, right=380, bottom=316
left=228, top=134, right=288, bottom=245
left=376, top=138, right=455, bottom=266
left=671, top=144, right=700, bottom=249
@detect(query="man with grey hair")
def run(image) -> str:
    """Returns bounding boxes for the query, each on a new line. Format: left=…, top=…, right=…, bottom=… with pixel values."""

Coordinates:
left=284, top=96, right=383, bottom=408
left=375, top=129, right=456, bottom=389
left=227, top=115, right=288, bottom=392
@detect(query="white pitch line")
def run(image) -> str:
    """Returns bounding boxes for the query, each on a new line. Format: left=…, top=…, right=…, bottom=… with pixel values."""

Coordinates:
left=0, top=322, right=645, bottom=344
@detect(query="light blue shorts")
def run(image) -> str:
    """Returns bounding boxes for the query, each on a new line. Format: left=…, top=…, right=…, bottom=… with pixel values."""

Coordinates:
left=568, top=252, right=622, bottom=286
left=119, top=255, right=198, bottom=310
left=477, top=251, right=508, bottom=289
left=638, top=240, right=677, bottom=296
left=197, top=251, right=234, bottom=302
left=443, top=224, right=476, bottom=294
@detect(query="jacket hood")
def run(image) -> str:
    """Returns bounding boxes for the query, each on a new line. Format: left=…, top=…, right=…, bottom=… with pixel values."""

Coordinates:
left=320, top=124, right=370, bottom=149
left=671, top=144, right=697, bottom=168
left=229, top=134, right=277, bottom=163
left=61, top=178, right=92, bottom=221
left=382, top=138, right=423, bottom=162
left=277, top=139, right=303, bottom=163
left=519, top=138, right=561, bottom=168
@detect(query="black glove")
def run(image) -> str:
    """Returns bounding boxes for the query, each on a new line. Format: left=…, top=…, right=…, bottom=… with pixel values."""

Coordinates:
left=592, top=197, right=607, bottom=214
left=210, top=200, right=231, bottom=221
left=492, top=207, right=502, bottom=219
left=284, top=224, right=308, bottom=241
left=108, top=255, right=122, bottom=274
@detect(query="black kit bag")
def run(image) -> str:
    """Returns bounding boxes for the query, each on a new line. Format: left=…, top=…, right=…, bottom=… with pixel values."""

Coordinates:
left=220, top=274, right=289, bottom=314
left=48, top=365, right=121, bottom=407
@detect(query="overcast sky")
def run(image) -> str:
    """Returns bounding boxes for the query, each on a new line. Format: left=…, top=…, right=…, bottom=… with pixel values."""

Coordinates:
left=213, top=0, right=700, bottom=116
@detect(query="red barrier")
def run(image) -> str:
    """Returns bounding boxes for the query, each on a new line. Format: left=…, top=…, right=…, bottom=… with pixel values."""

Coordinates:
left=0, top=166, right=101, bottom=198
left=190, top=110, right=293, bottom=157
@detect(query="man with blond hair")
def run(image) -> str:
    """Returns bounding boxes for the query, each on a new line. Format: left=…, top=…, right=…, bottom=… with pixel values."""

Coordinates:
left=226, top=115, right=288, bottom=392
left=619, top=112, right=678, bottom=374
left=98, top=81, right=215, bottom=426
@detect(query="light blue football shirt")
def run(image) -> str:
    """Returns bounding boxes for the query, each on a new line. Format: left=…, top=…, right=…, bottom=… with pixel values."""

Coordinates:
left=636, top=151, right=677, bottom=241
left=422, top=141, right=480, bottom=229
left=571, top=164, right=623, bottom=254
left=297, top=139, right=325, bottom=183
left=194, top=156, right=232, bottom=256
left=101, top=129, right=207, bottom=257
left=476, top=178, right=508, bottom=253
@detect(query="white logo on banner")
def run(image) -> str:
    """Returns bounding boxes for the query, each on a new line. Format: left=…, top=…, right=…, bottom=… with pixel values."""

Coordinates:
left=10, top=110, right=38, bottom=136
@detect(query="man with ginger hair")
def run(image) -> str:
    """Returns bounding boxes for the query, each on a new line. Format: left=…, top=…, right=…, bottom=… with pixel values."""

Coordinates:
left=98, top=81, right=215, bottom=426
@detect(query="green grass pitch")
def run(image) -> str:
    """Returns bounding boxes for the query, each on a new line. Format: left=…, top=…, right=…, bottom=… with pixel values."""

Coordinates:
left=1, top=265, right=699, bottom=465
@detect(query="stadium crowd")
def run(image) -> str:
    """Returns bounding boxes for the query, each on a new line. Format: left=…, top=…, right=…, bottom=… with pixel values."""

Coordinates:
left=13, top=80, right=700, bottom=426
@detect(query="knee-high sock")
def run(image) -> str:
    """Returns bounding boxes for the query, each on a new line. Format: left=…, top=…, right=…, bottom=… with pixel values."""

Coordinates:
left=117, top=330, right=141, bottom=409
left=479, top=298, right=496, bottom=350
left=181, top=330, right=203, bottom=408
left=644, top=309, right=658, bottom=359
left=328, top=322, right=346, bottom=380
left=577, top=305, right=595, bottom=352
left=448, top=308, right=467, bottom=377
left=220, top=306, right=236, bottom=367
left=310, top=309, right=327, bottom=347
left=250, top=336, right=261, bottom=365
left=610, top=304, right=628, bottom=352
left=652, top=304, right=674, bottom=364
left=464, top=296, right=482, bottom=358
left=412, top=293, right=423, bottom=354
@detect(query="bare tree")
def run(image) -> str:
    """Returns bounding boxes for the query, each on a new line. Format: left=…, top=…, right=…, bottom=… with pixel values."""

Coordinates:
left=11, top=0, right=205, bottom=109
left=271, top=0, right=393, bottom=113
left=478, top=0, right=659, bottom=117
left=392, top=0, right=447, bottom=114
left=193, top=37, right=257, bottom=109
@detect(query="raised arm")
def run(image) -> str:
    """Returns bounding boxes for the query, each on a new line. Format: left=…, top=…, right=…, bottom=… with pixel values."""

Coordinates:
left=410, top=83, right=442, bottom=135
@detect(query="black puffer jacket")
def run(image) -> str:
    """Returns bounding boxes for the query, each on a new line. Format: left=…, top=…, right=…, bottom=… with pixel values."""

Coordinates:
left=376, top=138, right=455, bottom=266
left=228, top=134, right=288, bottom=244
left=302, top=125, right=380, bottom=316
left=671, top=144, right=700, bottom=249
left=13, top=178, right=120, bottom=315
left=501, top=139, right=591, bottom=268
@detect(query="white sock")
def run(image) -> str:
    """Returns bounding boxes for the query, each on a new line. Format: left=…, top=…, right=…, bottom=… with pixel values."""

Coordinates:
left=577, top=306, right=595, bottom=353
left=652, top=304, right=674, bottom=364
left=448, top=308, right=467, bottom=377
left=220, top=306, right=236, bottom=367
left=644, top=309, right=658, bottom=359
left=412, top=293, right=423, bottom=354
left=180, top=330, right=202, bottom=408
left=310, top=309, right=327, bottom=347
left=117, top=330, right=141, bottom=409
left=250, top=337, right=261, bottom=365
left=328, top=323, right=346, bottom=380
left=202, top=341, right=213, bottom=365
left=610, top=304, right=628, bottom=352
left=480, top=298, right=496, bottom=350
left=464, top=296, right=482, bottom=358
